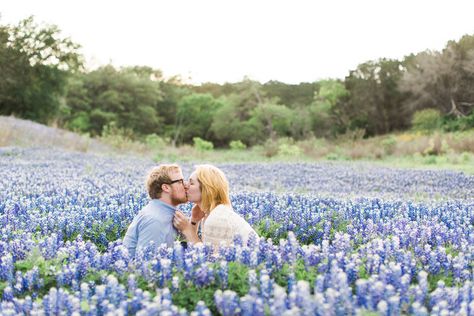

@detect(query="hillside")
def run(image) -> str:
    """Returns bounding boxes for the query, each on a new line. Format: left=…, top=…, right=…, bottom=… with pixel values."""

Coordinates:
left=0, top=116, right=109, bottom=152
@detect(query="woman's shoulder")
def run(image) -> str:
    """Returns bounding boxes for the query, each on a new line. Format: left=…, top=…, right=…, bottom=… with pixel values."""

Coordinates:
left=206, top=204, right=232, bottom=224
left=214, top=204, right=232, bottom=211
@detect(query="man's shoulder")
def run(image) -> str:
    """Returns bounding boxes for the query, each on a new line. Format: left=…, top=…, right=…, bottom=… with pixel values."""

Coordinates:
left=134, top=203, right=158, bottom=221
left=138, top=208, right=162, bottom=221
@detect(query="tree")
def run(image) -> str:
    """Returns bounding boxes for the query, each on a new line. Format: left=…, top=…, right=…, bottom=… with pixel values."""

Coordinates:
left=64, top=65, right=164, bottom=136
left=310, top=79, right=348, bottom=137
left=0, top=16, right=82, bottom=123
left=249, top=99, right=293, bottom=140
left=262, top=81, right=319, bottom=108
left=209, top=98, right=257, bottom=146
left=401, top=35, right=474, bottom=118
left=210, top=79, right=269, bottom=146
left=155, top=77, right=191, bottom=138
left=337, top=58, right=407, bottom=136
left=173, top=93, right=223, bottom=145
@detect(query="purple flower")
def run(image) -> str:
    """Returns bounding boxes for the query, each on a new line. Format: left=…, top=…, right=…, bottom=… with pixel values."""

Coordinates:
left=214, top=290, right=240, bottom=316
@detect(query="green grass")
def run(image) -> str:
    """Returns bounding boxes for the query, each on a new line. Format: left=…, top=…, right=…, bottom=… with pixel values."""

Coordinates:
left=2, top=115, right=473, bottom=174
left=365, top=154, right=474, bottom=175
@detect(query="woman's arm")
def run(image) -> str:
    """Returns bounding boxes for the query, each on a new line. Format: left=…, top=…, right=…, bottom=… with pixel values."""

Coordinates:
left=190, top=204, right=205, bottom=234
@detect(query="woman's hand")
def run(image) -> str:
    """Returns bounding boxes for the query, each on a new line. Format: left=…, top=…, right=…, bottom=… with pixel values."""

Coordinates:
left=191, top=204, right=205, bottom=223
left=173, top=211, right=193, bottom=234
left=173, top=210, right=202, bottom=244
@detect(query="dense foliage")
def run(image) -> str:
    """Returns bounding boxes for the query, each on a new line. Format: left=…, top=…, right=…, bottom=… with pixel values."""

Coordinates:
left=0, top=147, right=473, bottom=314
left=0, top=17, right=82, bottom=123
left=1, top=16, right=474, bottom=146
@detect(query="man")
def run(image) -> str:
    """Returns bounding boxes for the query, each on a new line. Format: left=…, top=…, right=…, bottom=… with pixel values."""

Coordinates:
left=123, top=164, right=188, bottom=258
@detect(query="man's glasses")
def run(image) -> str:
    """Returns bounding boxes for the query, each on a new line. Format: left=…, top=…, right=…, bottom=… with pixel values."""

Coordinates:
left=166, top=179, right=185, bottom=186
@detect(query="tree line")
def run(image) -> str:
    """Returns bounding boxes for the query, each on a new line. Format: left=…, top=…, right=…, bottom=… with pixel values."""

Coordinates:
left=1, top=16, right=473, bottom=147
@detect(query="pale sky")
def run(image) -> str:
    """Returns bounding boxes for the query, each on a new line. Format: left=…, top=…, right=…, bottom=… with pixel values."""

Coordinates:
left=1, top=0, right=473, bottom=84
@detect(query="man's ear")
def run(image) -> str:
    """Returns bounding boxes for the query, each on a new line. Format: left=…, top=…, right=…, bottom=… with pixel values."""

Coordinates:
left=161, top=183, right=171, bottom=193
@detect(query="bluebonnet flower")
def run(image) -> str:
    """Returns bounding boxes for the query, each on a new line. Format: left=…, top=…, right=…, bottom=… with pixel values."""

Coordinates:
left=191, top=300, right=212, bottom=316
left=248, top=269, right=257, bottom=288
left=22, top=295, right=33, bottom=314
left=239, top=286, right=264, bottom=316
left=214, top=290, right=240, bottom=316
left=415, top=271, right=428, bottom=304
left=2, top=148, right=474, bottom=314
left=2, top=286, right=13, bottom=301
left=126, top=274, right=136, bottom=294
left=0, top=253, right=14, bottom=283
left=356, top=279, right=369, bottom=308
left=259, top=269, right=273, bottom=302
left=80, top=282, right=90, bottom=302
left=171, top=275, right=180, bottom=292
left=269, top=284, right=288, bottom=315
left=218, top=261, right=228, bottom=289
left=172, top=241, right=185, bottom=270
left=293, top=280, right=315, bottom=314
left=377, top=299, right=388, bottom=315
left=114, top=259, right=127, bottom=275
left=249, top=249, right=258, bottom=268
left=236, top=246, right=251, bottom=265
left=194, top=262, right=214, bottom=288
left=287, top=270, right=296, bottom=293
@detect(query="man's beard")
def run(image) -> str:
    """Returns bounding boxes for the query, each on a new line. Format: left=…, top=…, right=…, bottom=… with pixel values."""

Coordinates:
left=170, top=190, right=187, bottom=205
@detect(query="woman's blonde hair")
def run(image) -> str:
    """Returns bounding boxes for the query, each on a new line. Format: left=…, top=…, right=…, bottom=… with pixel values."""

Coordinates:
left=195, top=164, right=231, bottom=213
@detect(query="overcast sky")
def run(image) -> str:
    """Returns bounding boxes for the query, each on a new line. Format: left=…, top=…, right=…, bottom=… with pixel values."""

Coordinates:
left=2, top=0, right=473, bottom=84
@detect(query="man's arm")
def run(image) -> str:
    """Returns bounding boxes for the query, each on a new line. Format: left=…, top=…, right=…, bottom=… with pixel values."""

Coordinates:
left=122, top=222, right=138, bottom=257
left=137, top=217, right=167, bottom=250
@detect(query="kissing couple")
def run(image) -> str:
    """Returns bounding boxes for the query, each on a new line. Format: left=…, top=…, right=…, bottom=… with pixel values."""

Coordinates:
left=123, top=164, right=258, bottom=258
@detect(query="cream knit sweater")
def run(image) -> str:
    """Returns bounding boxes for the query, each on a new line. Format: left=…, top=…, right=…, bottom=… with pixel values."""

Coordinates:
left=201, top=204, right=257, bottom=247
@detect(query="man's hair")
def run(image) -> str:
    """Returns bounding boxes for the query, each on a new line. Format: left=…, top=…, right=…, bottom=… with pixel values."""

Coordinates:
left=146, top=164, right=181, bottom=199
left=195, top=164, right=231, bottom=213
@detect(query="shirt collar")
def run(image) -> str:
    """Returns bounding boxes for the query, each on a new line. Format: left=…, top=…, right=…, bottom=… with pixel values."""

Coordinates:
left=150, top=199, right=177, bottom=215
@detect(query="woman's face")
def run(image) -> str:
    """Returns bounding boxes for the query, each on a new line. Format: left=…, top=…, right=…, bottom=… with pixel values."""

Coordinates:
left=186, top=172, right=202, bottom=203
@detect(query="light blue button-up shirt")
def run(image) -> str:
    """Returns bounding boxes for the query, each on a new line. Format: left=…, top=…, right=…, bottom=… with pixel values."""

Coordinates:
left=123, top=199, right=178, bottom=258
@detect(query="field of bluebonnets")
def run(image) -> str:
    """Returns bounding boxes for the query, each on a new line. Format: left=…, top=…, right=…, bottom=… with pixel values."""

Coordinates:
left=1, top=146, right=474, bottom=315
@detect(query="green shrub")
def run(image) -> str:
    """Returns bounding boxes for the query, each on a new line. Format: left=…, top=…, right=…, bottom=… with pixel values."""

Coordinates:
left=412, top=109, right=442, bottom=132
left=229, top=140, right=246, bottom=150
left=101, top=122, right=135, bottom=149
left=326, top=153, right=343, bottom=160
left=278, top=143, right=301, bottom=157
left=443, top=112, right=474, bottom=132
left=381, top=136, right=397, bottom=155
left=193, top=137, right=214, bottom=151
left=255, top=217, right=287, bottom=240
left=262, top=139, right=279, bottom=157
left=423, top=155, right=438, bottom=164
left=145, top=133, right=167, bottom=149
left=461, top=152, right=472, bottom=162
left=422, top=133, right=445, bottom=156
left=67, top=112, right=90, bottom=133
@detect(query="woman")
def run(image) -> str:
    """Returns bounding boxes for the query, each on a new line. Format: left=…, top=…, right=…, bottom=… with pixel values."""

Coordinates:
left=173, top=164, right=257, bottom=248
